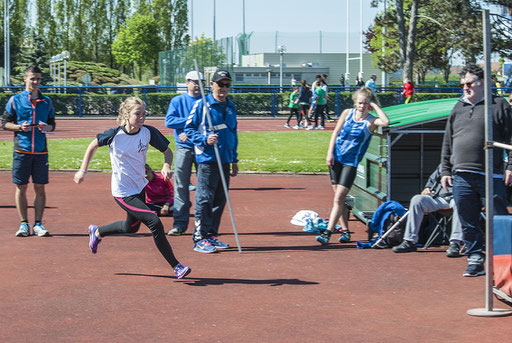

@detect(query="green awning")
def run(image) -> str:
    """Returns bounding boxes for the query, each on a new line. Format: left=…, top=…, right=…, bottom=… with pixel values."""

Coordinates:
left=378, top=97, right=459, bottom=128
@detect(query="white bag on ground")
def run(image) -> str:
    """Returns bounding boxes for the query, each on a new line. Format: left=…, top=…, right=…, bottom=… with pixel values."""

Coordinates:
left=290, top=210, right=319, bottom=226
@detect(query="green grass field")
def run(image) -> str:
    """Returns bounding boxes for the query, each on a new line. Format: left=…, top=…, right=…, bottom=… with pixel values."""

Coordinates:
left=0, top=131, right=332, bottom=173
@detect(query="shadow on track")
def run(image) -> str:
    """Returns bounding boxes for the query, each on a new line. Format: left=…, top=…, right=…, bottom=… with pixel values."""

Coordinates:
left=115, top=273, right=319, bottom=287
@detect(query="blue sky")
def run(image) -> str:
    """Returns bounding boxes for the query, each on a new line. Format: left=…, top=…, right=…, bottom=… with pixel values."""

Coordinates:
left=190, top=0, right=382, bottom=52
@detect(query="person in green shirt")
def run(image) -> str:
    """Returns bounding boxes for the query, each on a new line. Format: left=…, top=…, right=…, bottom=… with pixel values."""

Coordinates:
left=284, top=86, right=300, bottom=129
left=312, top=80, right=327, bottom=129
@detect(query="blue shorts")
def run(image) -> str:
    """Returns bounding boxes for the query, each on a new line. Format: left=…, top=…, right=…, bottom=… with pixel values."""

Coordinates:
left=12, top=152, right=49, bottom=185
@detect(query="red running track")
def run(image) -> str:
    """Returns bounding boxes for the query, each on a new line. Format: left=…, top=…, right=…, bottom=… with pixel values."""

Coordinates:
left=0, top=171, right=511, bottom=342
left=0, top=117, right=337, bottom=141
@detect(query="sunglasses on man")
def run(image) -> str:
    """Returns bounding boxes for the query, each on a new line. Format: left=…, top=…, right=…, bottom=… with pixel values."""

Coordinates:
left=215, top=81, right=231, bottom=88
left=459, top=80, right=481, bottom=89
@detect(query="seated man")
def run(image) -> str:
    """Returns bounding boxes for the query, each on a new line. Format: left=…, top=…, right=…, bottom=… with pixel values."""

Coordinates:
left=392, top=164, right=463, bottom=257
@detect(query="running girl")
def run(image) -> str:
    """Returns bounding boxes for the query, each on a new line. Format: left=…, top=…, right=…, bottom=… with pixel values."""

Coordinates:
left=316, top=87, right=389, bottom=245
left=74, top=97, right=191, bottom=279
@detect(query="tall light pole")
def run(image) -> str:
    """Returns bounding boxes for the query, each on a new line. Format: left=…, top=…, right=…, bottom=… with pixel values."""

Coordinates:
left=213, top=0, right=216, bottom=41
left=278, top=45, right=286, bottom=92
left=4, top=0, right=10, bottom=86
left=190, top=0, right=194, bottom=40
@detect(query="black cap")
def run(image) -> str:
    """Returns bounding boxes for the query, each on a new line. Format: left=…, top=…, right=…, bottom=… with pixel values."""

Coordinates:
left=212, top=69, right=232, bottom=82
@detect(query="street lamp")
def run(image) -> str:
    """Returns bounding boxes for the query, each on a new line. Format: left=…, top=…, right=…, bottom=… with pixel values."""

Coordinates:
left=49, top=51, right=71, bottom=93
left=278, top=45, right=286, bottom=92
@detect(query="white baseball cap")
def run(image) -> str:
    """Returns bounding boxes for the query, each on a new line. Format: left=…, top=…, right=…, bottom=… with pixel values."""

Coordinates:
left=185, top=71, right=205, bottom=81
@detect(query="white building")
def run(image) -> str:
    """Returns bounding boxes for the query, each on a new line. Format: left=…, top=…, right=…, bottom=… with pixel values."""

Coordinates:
left=233, top=52, right=382, bottom=86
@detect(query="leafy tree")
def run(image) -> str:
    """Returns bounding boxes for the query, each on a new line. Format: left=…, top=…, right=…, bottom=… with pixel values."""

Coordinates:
left=153, top=0, right=190, bottom=50
left=181, top=34, right=227, bottom=72
left=112, top=13, right=162, bottom=79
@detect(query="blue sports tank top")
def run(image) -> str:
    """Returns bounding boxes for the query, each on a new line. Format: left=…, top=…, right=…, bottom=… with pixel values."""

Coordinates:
left=334, top=108, right=374, bottom=167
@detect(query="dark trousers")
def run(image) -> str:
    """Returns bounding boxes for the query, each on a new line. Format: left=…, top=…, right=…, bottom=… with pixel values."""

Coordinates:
left=99, top=191, right=179, bottom=267
left=314, top=104, right=325, bottom=127
left=193, top=162, right=231, bottom=242
left=452, top=172, right=508, bottom=261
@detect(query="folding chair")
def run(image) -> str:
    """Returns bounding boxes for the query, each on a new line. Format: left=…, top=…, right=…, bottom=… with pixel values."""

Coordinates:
left=422, top=209, right=452, bottom=250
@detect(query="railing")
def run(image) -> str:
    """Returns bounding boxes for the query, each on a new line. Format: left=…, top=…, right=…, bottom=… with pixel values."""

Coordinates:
left=0, top=85, right=508, bottom=117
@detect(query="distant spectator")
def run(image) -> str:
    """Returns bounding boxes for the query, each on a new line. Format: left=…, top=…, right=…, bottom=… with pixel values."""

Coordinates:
left=298, top=80, right=312, bottom=129
left=355, top=77, right=365, bottom=88
left=401, top=77, right=415, bottom=104
left=365, top=74, right=378, bottom=94
left=284, top=86, right=300, bottom=129
left=339, top=74, right=345, bottom=89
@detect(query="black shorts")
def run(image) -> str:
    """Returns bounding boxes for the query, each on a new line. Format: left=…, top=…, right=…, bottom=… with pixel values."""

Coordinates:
left=329, top=160, right=357, bottom=188
left=12, top=152, right=49, bottom=185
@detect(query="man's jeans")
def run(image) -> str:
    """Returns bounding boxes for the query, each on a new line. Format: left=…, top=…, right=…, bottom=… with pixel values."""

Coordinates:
left=452, top=172, right=508, bottom=264
left=173, top=145, right=195, bottom=231
left=193, top=162, right=231, bottom=242
left=403, top=195, right=462, bottom=244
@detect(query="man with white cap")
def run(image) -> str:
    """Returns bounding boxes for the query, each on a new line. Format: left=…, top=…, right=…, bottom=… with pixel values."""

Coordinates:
left=165, top=70, right=205, bottom=235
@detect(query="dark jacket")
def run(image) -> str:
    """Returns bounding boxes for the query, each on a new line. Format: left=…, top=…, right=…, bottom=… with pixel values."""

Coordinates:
left=425, top=164, right=452, bottom=200
left=441, top=95, right=512, bottom=176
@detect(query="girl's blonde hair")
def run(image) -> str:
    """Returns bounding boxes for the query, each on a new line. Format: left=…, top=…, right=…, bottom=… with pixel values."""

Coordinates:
left=352, top=86, right=379, bottom=106
left=116, top=97, right=146, bottom=126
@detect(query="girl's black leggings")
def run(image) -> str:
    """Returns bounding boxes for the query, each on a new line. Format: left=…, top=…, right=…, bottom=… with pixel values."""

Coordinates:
left=98, top=191, right=179, bottom=268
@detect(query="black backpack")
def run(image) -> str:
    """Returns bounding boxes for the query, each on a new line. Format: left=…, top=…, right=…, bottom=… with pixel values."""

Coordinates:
left=372, top=213, right=406, bottom=249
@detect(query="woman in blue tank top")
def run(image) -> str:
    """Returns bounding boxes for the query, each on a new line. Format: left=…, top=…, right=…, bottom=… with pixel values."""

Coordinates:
left=316, top=87, right=389, bottom=245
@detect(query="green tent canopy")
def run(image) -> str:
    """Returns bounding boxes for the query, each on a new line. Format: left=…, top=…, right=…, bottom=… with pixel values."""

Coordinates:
left=376, top=97, right=460, bottom=128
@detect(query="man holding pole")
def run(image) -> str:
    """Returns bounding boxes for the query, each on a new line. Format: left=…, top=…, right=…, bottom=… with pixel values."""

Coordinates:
left=441, top=64, right=512, bottom=277
left=185, top=69, right=238, bottom=253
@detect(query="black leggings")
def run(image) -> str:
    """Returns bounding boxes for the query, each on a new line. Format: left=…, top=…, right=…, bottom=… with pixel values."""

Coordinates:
left=314, top=104, right=326, bottom=127
left=287, top=108, right=300, bottom=125
left=98, top=192, right=179, bottom=268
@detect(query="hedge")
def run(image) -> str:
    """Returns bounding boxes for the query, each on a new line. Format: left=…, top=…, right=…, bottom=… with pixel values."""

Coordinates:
left=0, top=90, right=476, bottom=117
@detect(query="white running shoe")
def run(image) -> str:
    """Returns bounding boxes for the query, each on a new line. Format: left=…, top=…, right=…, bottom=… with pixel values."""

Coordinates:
left=33, top=223, right=50, bottom=236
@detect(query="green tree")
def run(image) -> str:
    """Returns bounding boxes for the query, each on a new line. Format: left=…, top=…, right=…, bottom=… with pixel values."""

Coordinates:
left=112, top=13, right=162, bottom=79
left=181, top=34, right=227, bottom=72
left=153, top=0, right=190, bottom=50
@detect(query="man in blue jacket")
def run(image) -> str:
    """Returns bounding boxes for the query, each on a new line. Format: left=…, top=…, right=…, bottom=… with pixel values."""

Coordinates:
left=1, top=65, right=55, bottom=237
left=185, top=69, right=238, bottom=253
left=165, top=70, right=204, bottom=236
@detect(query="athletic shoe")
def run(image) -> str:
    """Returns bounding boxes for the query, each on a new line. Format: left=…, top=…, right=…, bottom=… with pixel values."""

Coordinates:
left=392, top=240, right=417, bottom=253
left=174, top=263, right=192, bottom=279
left=313, top=126, right=319, bottom=130
left=167, top=227, right=186, bottom=236
left=292, top=125, right=299, bottom=130
left=208, top=236, right=229, bottom=249
left=284, top=123, right=291, bottom=128
left=88, top=225, right=102, bottom=254
left=33, top=223, right=50, bottom=237
left=188, top=185, right=196, bottom=191
left=317, top=126, right=325, bottom=130
left=298, top=125, right=304, bottom=129
left=306, top=126, right=314, bottom=131
left=193, top=239, right=217, bottom=253
left=316, top=231, right=331, bottom=245
left=338, top=230, right=351, bottom=243
left=446, top=242, right=461, bottom=258
left=463, top=264, right=485, bottom=277
left=15, top=222, right=30, bottom=237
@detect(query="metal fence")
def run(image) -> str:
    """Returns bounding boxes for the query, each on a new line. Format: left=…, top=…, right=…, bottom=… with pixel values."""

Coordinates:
left=0, top=85, right=496, bottom=117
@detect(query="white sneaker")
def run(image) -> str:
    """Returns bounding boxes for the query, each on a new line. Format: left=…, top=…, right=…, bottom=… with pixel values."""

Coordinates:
left=292, top=125, right=299, bottom=129
left=313, top=126, right=319, bottom=130
left=306, top=126, right=314, bottom=130
left=16, top=222, right=30, bottom=237
left=317, top=126, right=325, bottom=130
left=298, top=125, right=304, bottom=129
left=33, top=223, right=50, bottom=237
left=284, top=123, right=291, bottom=128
